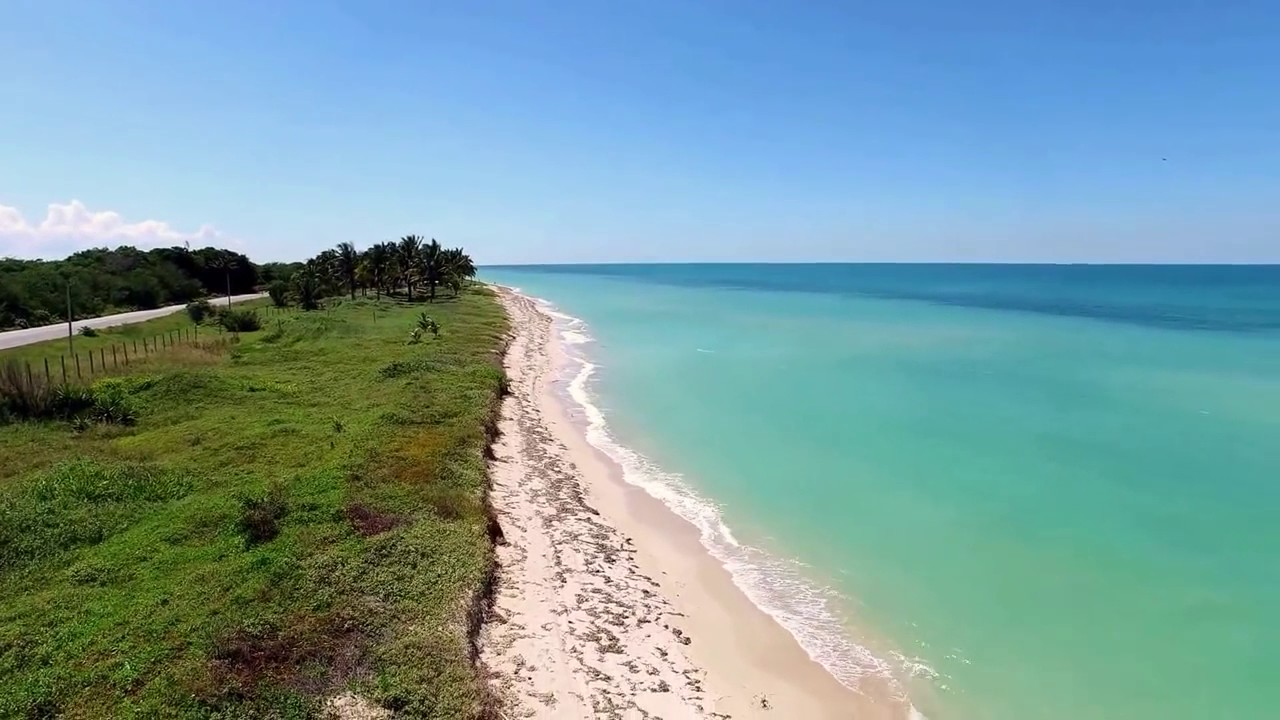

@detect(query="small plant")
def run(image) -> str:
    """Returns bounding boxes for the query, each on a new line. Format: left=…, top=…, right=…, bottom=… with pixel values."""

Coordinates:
left=186, top=299, right=214, bottom=323
left=407, top=328, right=423, bottom=345
left=77, top=325, right=99, bottom=337
left=52, top=385, right=97, bottom=418
left=236, top=483, right=290, bottom=547
left=88, top=385, right=137, bottom=425
left=331, top=417, right=344, bottom=434
left=218, top=309, right=261, bottom=333
left=415, top=313, right=439, bottom=338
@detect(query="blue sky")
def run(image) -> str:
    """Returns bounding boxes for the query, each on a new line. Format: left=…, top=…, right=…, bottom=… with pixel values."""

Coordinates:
left=1, top=1, right=1277, bottom=263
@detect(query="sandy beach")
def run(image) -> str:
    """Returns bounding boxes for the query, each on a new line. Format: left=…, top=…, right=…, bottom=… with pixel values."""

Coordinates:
left=480, top=288, right=911, bottom=719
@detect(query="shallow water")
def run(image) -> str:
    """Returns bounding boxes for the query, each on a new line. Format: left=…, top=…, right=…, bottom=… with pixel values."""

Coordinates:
left=481, top=264, right=1280, bottom=720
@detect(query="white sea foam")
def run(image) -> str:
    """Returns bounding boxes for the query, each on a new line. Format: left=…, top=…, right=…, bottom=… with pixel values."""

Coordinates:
left=530, top=295, right=922, bottom=708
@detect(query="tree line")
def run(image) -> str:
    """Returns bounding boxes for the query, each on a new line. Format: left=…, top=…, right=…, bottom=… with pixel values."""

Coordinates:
left=0, top=236, right=477, bottom=330
left=279, top=235, right=477, bottom=310
left=0, top=247, right=268, bottom=331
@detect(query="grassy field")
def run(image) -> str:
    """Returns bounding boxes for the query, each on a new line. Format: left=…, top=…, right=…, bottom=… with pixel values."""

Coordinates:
left=0, top=300, right=290, bottom=376
left=0, top=289, right=508, bottom=718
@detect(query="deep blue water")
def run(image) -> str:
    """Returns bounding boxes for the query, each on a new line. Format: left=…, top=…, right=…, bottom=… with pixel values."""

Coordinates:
left=489, top=263, right=1280, bottom=332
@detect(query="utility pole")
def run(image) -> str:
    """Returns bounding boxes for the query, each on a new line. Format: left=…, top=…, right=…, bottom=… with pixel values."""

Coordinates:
left=66, top=282, right=74, bottom=354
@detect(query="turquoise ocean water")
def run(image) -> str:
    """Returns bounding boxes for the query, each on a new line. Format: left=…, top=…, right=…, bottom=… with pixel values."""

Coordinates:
left=481, top=264, right=1280, bottom=720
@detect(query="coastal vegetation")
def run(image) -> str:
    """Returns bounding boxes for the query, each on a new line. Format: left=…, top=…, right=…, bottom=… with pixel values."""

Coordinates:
left=0, top=241, right=502, bottom=718
left=1, top=238, right=477, bottom=331
left=0, top=247, right=258, bottom=331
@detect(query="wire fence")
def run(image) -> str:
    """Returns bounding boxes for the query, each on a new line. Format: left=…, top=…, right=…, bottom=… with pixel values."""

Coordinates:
left=3, top=325, right=217, bottom=387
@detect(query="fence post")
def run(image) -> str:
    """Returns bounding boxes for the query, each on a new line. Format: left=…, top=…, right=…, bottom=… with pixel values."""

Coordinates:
left=61, top=355, right=67, bottom=384
left=44, top=357, right=51, bottom=384
left=89, top=350, right=95, bottom=374
left=134, top=338, right=138, bottom=355
left=75, top=353, right=81, bottom=378
left=112, top=345, right=117, bottom=368
left=123, top=342, right=129, bottom=366
left=100, top=348, right=106, bottom=370
left=26, top=360, right=33, bottom=388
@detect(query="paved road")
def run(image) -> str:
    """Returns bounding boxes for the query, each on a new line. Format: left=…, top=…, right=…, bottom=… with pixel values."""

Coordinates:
left=0, top=293, right=267, bottom=351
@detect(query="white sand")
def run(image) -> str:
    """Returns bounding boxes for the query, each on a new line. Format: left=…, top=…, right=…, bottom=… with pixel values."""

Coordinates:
left=480, top=288, right=910, bottom=719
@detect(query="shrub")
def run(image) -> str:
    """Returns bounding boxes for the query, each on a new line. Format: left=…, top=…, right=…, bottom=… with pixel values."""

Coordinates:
left=77, top=325, right=99, bottom=337
left=236, top=484, right=289, bottom=546
left=186, top=299, right=214, bottom=323
left=267, top=280, right=289, bottom=308
left=218, top=309, right=262, bottom=333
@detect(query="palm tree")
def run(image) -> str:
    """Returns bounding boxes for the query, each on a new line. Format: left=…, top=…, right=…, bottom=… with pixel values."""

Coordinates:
left=209, top=252, right=237, bottom=307
left=314, top=249, right=341, bottom=296
left=440, top=247, right=477, bottom=296
left=335, top=242, right=359, bottom=300
left=364, top=243, right=393, bottom=300
left=419, top=238, right=445, bottom=302
left=397, top=235, right=424, bottom=300
left=292, top=261, right=323, bottom=311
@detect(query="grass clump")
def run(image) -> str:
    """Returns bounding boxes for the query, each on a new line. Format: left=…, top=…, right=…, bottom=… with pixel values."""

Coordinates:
left=236, top=484, right=290, bottom=546
left=0, top=365, right=139, bottom=427
left=0, top=361, right=52, bottom=422
left=0, top=286, right=509, bottom=718
left=77, top=325, right=99, bottom=337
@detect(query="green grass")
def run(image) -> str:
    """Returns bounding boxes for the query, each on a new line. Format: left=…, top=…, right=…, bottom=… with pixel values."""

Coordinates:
left=0, top=289, right=508, bottom=718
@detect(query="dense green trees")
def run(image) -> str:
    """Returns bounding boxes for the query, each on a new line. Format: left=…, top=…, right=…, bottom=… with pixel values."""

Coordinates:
left=0, top=238, right=480, bottom=329
left=0, top=246, right=257, bottom=330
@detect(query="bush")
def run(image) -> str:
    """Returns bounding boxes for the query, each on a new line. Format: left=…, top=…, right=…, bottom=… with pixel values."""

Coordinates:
left=218, top=309, right=261, bottom=333
left=236, top=484, right=289, bottom=546
left=186, top=299, right=214, bottom=323
left=77, top=325, right=99, bottom=337
left=267, top=280, right=289, bottom=308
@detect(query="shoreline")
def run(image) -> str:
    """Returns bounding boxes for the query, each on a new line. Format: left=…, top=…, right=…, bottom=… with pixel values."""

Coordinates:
left=481, top=287, right=913, bottom=718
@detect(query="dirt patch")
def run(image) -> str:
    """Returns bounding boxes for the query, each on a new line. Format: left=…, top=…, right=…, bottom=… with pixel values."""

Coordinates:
left=344, top=503, right=405, bottom=537
left=205, top=612, right=369, bottom=702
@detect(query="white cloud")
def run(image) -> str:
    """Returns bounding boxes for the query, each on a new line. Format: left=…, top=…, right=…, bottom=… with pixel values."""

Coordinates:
left=0, top=200, right=230, bottom=259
